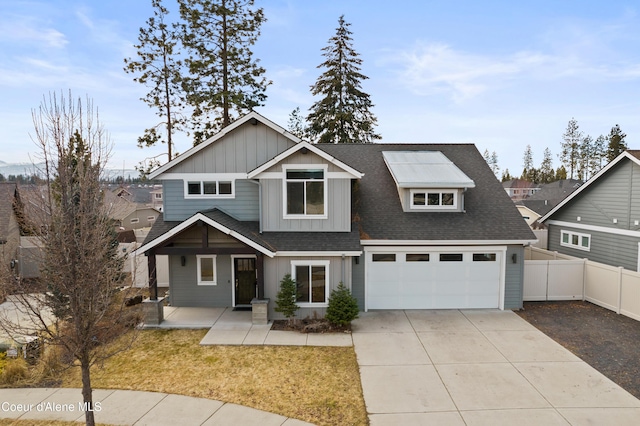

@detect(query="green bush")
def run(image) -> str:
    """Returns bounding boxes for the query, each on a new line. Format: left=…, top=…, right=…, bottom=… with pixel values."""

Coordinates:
left=274, top=274, right=299, bottom=324
left=326, top=282, right=359, bottom=326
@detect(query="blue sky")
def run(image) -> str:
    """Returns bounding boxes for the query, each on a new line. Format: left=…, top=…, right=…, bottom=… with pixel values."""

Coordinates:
left=2, top=0, right=640, bottom=177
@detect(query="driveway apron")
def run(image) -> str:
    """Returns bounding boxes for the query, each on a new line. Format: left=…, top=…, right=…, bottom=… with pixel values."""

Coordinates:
left=351, top=309, right=640, bottom=426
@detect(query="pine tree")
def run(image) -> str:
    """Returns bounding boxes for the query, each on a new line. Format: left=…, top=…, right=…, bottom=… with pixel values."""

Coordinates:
left=179, top=0, right=269, bottom=144
left=274, top=274, right=299, bottom=325
left=501, top=168, right=512, bottom=182
left=578, top=135, right=593, bottom=181
left=560, top=118, right=583, bottom=179
left=591, top=135, right=607, bottom=174
left=606, top=124, right=628, bottom=162
left=308, top=15, right=380, bottom=144
left=287, top=107, right=307, bottom=139
left=325, top=282, right=359, bottom=326
left=555, top=165, right=567, bottom=180
left=538, top=147, right=554, bottom=184
left=124, top=0, right=185, bottom=167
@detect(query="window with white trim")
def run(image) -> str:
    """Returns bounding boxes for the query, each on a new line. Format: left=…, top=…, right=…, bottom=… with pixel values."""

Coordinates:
left=291, top=260, right=329, bottom=305
left=154, top=193, right=162, bottom=199
left=185, top=180, right=234, bottom=198
left=560, top=230, right=590, bottom=251
left=197, top=255, right=217, bottom=285
left=283, top=166, right=327, bottom=218
left=410, top=189, right=457, bottom=210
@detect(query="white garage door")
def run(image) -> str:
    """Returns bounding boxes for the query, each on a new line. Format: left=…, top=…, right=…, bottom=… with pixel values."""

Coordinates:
left=366, top=248, right=503, bottom=309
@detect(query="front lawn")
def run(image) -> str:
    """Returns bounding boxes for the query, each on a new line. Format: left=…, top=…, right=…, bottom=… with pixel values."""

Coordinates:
left=61, top=329, right=367, bottom=426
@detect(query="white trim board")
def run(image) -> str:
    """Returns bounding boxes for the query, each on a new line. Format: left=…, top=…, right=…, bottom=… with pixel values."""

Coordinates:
left=360, top=239, right=536, bottom=246
left=547, top=220, right=640, bottom=238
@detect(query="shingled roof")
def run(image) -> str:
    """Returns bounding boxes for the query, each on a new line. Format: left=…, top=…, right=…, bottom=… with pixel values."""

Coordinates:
left=317, top=144, right=536, bottom=242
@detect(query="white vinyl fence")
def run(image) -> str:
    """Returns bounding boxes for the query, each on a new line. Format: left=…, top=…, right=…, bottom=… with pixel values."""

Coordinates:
left=524, top=246, right=640, bottom=321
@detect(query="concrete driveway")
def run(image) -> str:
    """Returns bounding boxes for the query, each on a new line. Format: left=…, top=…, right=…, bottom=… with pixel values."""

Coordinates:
left=351, top=309, right=640, bottom=426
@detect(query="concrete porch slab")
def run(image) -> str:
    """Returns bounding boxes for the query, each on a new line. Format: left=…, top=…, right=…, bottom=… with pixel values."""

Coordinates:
left=417, top=331, right=507, bottom=364
left=241, top=324, right=271, bottom=345
left=158, top=307, right=225, bottom=329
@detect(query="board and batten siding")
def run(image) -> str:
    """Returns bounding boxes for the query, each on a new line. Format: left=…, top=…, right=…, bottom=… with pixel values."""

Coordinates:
left=261, top=178, right=351, bottom=232
left=552, top=159, right=640, bottom=229
left=548, top=224, right=640, bottom=271
left=264, top=256, right=352, bottom=319
left=162, top=179, right=259, bottom=221
left=168, top=254, right=233, bottom=307
left=166, top=122, right=296, bottom=174
left=351, top=254, right=365, bottom=310
left=504, top=245, right=524, bottom=309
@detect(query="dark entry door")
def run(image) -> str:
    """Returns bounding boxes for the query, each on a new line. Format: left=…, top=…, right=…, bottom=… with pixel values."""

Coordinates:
left=234, top=258, right=256, bottom=305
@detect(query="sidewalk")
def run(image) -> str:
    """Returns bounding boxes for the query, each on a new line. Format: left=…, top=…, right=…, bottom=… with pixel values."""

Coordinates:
left=0, top=388, right=313, bottom=425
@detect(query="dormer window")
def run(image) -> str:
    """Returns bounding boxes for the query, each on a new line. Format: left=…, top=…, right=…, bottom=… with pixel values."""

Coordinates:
left=411, top=189, right=457, bottom=209
left=185, top=180, right=234, bottom=198
left=283, top=165, right=328, bottom=218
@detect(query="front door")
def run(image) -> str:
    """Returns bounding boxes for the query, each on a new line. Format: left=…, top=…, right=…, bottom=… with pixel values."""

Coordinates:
left=234, top=257, right=256, bottom=306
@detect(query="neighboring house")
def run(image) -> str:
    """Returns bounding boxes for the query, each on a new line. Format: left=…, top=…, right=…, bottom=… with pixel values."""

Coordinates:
left=150, top=186, right=163, bottom=212
left=104, top=189, right=160, bottom=231
left=540, top=150, right=640, bottom=271
left=135, top=112, right=535, bottom=321
left=502, top=179, right=540, bottom=200
left=515, top=179, right=583, bottom=228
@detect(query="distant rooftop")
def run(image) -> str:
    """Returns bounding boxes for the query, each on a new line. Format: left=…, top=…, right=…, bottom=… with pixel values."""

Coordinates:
left=382, top=151, right=476, bottom=188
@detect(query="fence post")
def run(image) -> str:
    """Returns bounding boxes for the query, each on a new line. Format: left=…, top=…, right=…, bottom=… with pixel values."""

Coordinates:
left=617, top=266, right=623, bottom=315
left=582, top=258, right=588, bottom=302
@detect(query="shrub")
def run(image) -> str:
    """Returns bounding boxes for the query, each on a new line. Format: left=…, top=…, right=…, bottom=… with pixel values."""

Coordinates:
left=326, top=282, right=359, bottom=326
left=0, top=357, right=28, bottom=385
left=274, top=274, right=299, bottom=325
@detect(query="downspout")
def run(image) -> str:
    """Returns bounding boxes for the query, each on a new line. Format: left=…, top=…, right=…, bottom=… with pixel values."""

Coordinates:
left=249, top=180, right=263, bottom=233
left=462, top=188, right=467, bottom=213
left=341, top=254, right=345, bottom=285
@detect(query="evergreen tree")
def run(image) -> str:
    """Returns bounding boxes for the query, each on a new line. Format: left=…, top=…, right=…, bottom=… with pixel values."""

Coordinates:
left=521, top=145, right=535, bottom=181
left=538, top=147, right=554, bottom=184
left=501, top=168, right=512, bottom=182
left=274, top=274, right=299, bottom=325
left=606, top=124, right=628, bottom=162
left=179, top=0, right=269, bottom=144
left=287, top=106, right=307, bottom=139
left=307, top=15, right=380, bottom=144
left=325, top=282, right=359, bottom=326
left=490, top=151, right=499, bottom=177
left=560, top=118, right=583, bottom=179
left=592, top=135, right=607, bottom=174
left=555, top=165, right=567, bottom=180
left=578, top=135, right=593, bottom=181
left=124, top=0, right=185, bottom=166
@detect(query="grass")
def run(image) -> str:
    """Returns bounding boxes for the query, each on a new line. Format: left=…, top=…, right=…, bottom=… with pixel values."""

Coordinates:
left=59, top=329, right=367, bottom=426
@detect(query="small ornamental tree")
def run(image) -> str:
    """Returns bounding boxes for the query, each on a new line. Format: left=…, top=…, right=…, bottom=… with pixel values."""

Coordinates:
left=325, top=282, right=359, bottom=327
left=274, top=274, right=299, bottom=325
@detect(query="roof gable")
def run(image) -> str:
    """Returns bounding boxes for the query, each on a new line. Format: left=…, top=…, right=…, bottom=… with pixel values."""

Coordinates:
left=540, top=150, right=640, bottom=222
left=149, top=111, right=301, bottom=179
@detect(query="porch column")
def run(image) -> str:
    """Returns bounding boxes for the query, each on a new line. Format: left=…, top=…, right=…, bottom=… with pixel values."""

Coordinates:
left=147, top=250, right=158, bottom=300
left=256, top=253, right=265, bottom=299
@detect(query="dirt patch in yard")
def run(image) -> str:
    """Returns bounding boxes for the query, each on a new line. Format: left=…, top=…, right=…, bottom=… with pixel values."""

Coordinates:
left=271, top=318, right=351, bottom=333
left=516, top=300, right=640, bottom=399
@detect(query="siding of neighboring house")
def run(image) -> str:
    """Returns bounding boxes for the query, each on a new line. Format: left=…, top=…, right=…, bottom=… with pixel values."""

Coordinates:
left=122, top=207, right=160, bottom=229
left=547, top=224, right=640, bottom=271
left=167, top=123, right=296, bottom=174
left=264, top=255, right=352, bottom=319
left=504, top=245, right=525, bottom=309
left=163, top=179, right=259, bottom=221
left=168, top=254, right=233, bottom=307
left=18, top=236, right=41, bottom=279
left=551, top=160, right=640, bottom=228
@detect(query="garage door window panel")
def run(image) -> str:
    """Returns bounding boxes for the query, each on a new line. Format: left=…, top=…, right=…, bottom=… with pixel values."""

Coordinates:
left=406, top=253, right=430, bottom=262
left=473, top=253, right=496, bottom=261
left=440, top=253, right=463, bottom=262
left=372, top=253, right=396, bottom=262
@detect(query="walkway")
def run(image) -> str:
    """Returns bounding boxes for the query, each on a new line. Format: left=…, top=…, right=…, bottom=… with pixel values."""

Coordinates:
left=0, top=388, right=312, bottom=425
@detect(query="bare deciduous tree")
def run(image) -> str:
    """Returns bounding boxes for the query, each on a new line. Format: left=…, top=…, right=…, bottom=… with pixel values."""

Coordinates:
left=0, top=92, right=139, bottom=426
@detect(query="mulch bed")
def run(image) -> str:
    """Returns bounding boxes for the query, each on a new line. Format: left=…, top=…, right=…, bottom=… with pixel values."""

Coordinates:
left=271, top=318, right=351, bottom=333
left=516, top=300, right=640, bottom=399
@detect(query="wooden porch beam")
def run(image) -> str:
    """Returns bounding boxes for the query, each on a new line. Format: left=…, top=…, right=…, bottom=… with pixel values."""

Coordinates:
left=154, top=246, right=257, bottom=255
left=147, top=252, right=158, bottom=300
left=256, top=253, right=265, bottom=299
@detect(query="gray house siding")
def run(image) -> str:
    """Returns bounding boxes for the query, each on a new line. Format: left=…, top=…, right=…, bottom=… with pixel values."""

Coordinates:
left=351, top=254, right=365, bottom=310
left=168, top=254, right=233, bottom=307
left=264, top=255, right=352, bottom=320
left=548, top=224, right=640, bottom=271
left=163, top=179, right=259, bottom=221
left=261, top=178, right=351, bottom=232
left=504, top=245, right=524, bottom=309
left=552, top=160, right=640, bottom=230
left=167, top=123, right=296, bottom=174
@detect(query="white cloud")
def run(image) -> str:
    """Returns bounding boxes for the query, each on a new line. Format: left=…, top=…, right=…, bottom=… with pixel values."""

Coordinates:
left=0, top=16, right=67, bottom=48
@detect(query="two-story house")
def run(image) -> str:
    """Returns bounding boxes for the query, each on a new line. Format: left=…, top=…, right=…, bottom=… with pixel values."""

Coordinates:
left=540, top=150, right=640, bottom=271
left=136, top=112, right=536, bottom=322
